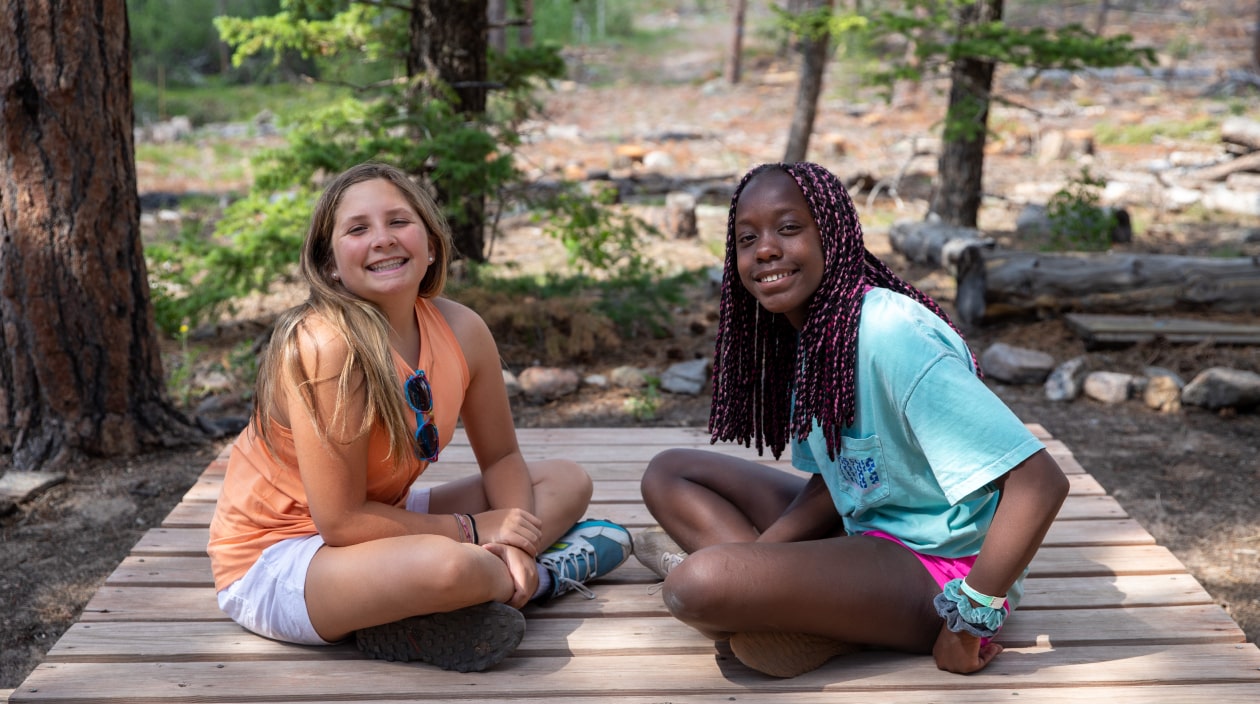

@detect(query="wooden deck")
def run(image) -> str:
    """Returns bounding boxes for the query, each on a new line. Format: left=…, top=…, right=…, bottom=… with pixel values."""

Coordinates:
left=10, top=425, right=1260, bottom=702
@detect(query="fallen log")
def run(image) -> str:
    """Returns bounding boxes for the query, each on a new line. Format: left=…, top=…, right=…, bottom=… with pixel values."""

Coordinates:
left=953, top=247, right=1260, bottom=327
left=888, top=219, right=992, bottom=268
left=1221, top=116, right=1260, bottom=152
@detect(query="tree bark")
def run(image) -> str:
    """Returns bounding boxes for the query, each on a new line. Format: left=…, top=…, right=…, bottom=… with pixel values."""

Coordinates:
left=0, top=0, right=203, bottom=472
left=783, top=0, right=833, bottom=164
left=930, top=0, right=1002, bottom=228
left=727, top=0, right=748, bottom=85
left=409, top=0, right=489, bottom=261
left=954, top=246, right=1260, bottom=327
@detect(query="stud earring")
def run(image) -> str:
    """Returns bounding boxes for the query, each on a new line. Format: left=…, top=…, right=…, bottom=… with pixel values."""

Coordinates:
left=428, top=256, right=435, bottom=263
left=332, top=272, right=340, bottom=281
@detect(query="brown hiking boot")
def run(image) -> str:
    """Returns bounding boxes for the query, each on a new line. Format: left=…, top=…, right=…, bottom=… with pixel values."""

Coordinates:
left=729, top=631, right=861, bottom=678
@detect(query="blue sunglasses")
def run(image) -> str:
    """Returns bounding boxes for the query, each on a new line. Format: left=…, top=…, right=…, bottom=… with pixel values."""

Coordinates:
left=404, top=369, right=440, bottom=462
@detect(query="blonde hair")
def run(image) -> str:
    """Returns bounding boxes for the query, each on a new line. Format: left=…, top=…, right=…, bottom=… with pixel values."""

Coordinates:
left=254, top=162, right=455, bottom=465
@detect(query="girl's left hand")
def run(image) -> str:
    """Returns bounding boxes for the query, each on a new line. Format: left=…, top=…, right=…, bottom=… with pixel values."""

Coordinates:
left=932, top=622, right=1003, bottom=674
left=474, top=508, right=543, bottom=556
left=484, top=542, right=539, bottom=609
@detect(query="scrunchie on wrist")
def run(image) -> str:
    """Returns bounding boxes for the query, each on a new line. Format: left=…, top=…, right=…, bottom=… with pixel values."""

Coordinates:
left=934, top=578, right=1006, bottom=637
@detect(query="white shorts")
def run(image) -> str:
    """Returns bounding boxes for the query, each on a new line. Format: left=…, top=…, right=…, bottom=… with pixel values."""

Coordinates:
left=217, top=486, right=433, bottom=645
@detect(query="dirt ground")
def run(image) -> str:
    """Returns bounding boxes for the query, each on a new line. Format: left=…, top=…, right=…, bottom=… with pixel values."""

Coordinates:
left=4, top=1, right=1260, bottom=690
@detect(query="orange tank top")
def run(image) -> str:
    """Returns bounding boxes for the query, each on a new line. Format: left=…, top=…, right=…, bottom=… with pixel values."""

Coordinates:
left=207, top=297, right=469, bottom=591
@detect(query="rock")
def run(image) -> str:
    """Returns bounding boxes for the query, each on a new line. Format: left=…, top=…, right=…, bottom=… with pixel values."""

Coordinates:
left=1181, top=367, right=1260, bottom=410
left=660, top=358, right=711, bottom=395
left=980, top=343, right=1055, bottom=385
left=1044, top=355, right=1090, bottom=401
left=517, top=366, right=580, bottom=403
left=502, top=369, right=522, bottom=399
left=583, top=373, right=609, bottom=388
left=1143, top=374, right=1183, bottom=412
left=610, top=365, right=649, bottom=389
left=1083, top=371, right=1135, bottom=404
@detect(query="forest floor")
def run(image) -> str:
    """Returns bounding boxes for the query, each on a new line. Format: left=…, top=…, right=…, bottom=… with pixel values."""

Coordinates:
left=4, top=1, right=1260, bottom=690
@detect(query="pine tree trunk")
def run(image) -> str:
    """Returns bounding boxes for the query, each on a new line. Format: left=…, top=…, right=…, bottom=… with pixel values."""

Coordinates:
left=930, top=0, right=1002, bottom=228
left=727, top=0, right=748, bottom=85
left=783, top=0, right=833, bottom=164
left=0, top=0, right=202, bottom=472
left=409, top=0, right=489, bottom=261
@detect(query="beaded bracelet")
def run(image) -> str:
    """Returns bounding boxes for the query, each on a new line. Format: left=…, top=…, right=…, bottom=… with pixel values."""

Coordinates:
left=452, top=513, right=472, bottom=543
left=934, top=578, right=1006, bottom=635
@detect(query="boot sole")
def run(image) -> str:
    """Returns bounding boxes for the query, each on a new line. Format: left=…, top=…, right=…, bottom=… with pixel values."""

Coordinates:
left=354, top=602, right=525, bottom=672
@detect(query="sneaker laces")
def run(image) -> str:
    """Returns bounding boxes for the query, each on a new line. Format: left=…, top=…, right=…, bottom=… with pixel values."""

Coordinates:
left=646, top=552, right=686, bottom=595
left=540, top=543, right=599, bottom=599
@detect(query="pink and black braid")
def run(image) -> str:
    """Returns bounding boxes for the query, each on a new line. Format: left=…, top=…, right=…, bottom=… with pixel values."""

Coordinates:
left=709, top=162, right=977, bottom=460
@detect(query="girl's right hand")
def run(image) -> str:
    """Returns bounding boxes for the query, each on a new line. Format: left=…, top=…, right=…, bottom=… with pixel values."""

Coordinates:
left=483, top=542, right=539, bottom=608
left=473, top=508, right=543, bottom=556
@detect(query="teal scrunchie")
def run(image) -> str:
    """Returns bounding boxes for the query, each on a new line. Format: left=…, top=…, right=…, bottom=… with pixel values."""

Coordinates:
left=934, top=578, right=1006, bottom=635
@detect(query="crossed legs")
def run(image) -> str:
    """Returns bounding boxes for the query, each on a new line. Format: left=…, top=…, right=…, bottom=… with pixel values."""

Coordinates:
left=305, top=458, right=590, bottom=641
left=641, top=449, right=942, bottom=653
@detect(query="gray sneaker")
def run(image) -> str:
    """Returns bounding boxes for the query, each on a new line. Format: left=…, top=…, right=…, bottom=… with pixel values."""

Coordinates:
left=354, top=601, right=525, bottom=672
left=633, top=527, right=688, bottom=580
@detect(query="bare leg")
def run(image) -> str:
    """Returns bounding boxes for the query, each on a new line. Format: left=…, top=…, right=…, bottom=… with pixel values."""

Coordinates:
left=641, top=449, right=940, bottom=656
left=663, top=536, right=942, bottom=652
left=429, top=458, right=593, bottom=548
left=640, top=448, right=814, bottom=550
left=305, top=458, right=592, bottom=641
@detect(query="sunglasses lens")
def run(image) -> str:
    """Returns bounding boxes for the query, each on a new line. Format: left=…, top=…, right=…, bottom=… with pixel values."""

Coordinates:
left=416, top=421, right=439, bottom=461
left=406, top=374, right=432, bottom=412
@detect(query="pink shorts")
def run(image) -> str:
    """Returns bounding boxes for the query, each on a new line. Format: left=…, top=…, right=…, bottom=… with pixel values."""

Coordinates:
left=864, top=530, right=1006, bottom=643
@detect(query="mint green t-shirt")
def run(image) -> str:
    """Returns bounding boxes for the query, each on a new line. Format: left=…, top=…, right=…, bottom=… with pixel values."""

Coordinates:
left=792, top=289, right=1044, bottom=565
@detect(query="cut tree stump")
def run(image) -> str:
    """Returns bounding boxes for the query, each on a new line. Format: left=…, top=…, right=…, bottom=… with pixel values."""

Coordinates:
left=954, top=246, right=1260, bottom=327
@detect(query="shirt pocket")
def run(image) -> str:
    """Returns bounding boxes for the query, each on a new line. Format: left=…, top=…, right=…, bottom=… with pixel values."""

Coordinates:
left=822, top=435, right=890, bottom=519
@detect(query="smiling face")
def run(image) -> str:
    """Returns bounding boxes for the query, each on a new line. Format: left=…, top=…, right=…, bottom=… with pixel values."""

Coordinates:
left=733, top=168, right=825, bottom=329
left=330, top=178, right=434, bottom=310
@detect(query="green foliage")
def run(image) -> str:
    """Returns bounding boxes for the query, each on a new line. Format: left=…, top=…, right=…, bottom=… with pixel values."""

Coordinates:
left=534, top=184, right=657, bottom=277
left=129, top=0, right=286, bottom=86
left=1044, top=168, right=1116, bottom=252
left=840, top=1, right=1155, bottom=141
left=1093, top=117, right=1219, bottom=146
left=623, top=376, right=662, bottom=421
left=146, top=2, right=677, bottom=343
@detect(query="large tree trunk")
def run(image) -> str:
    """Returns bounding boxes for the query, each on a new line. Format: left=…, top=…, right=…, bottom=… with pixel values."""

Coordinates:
left=0, top=1, right=202, bottom=472
left=930, top=0, right=1002, bottom=228
left=783, top=0, right=833, bottom=164
left=409, top=0, right=489, bottom=261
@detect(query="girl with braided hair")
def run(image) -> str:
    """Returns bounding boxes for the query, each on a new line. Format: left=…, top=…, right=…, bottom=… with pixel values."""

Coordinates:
left=636, top=162, right=1068, bottom=677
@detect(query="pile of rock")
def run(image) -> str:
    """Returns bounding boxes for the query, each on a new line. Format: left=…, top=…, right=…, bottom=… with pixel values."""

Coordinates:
left=982, top=342, right=1260, bottom=413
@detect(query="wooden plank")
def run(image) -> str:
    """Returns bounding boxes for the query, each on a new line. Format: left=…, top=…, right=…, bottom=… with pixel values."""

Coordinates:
left=129, top=516, right=1154, bottom=562
left=75, top=572, right=1218, bottom=624
left=101, top=543, right=1192, bottom=591
left=161, top=492, right=1131, bottom=530
left=1065, top=312, right=1260, bottom=346
left=179, top=470, right=1112, bottom=507
left=45, top=603, right=1243, bottom=665
left=13, top=644, right=1260, bottom=703
left=13, top=687, right=1256, bottom=704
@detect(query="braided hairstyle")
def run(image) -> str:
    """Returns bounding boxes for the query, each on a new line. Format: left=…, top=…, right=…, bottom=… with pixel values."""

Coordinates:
left=709, top=162, right=976, bottom=460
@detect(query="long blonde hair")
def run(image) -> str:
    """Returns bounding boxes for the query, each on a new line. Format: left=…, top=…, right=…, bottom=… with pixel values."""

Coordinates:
left=254, top=162, right=455, bottom=465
